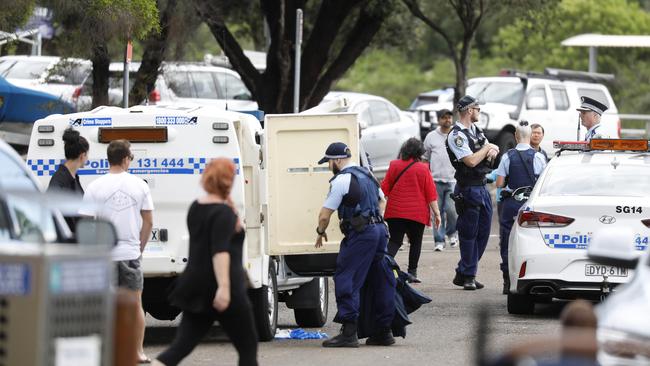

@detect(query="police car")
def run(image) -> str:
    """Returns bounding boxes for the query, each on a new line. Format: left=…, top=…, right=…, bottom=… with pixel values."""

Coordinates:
left=26, top=104, right=361, bottom=340
left=507, top=139, right=650, bottom=314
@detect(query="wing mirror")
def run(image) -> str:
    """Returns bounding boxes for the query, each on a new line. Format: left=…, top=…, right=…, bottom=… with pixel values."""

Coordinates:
left=512, top=186, right=533, bottom=202
left=76, top=218, right=118, bottom=248
left=588, top=227, right=639, bottom=269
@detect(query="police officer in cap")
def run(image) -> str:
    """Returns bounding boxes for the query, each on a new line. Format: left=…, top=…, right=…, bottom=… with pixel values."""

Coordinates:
left=495, top=121, right=547, bottom=294
left=446, top=95, right=499, bottom=290
left=577, top=96, right=609, bottom=141
left=315, top=142, right=395, bottom=348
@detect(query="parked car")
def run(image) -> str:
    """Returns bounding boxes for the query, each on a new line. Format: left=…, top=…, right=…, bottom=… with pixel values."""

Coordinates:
left=416, top=69, right=620, bottom=154
left=321, top=91, right=420, bottom=178
left=73, top=62, right=257, bottom=111
left=0, top=55, right=91, bottom=104
left=506, top=139, right=650, bottom=315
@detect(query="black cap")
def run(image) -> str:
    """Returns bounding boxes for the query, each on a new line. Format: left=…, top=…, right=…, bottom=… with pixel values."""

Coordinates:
left=436, top=109, right=453, bottom=119
left=456, top=95, right=480, bottom=111
left=576, top=96, right=608, bottom=115
left=318, top=142, right=351, bottom=164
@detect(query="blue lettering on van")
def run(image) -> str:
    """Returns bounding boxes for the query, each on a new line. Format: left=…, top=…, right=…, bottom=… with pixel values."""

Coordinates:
left=69, top=117, right=112, bottom=127
left=543, top=232, right=647, bottom=250
left=155, top=116, right=198, bottom=125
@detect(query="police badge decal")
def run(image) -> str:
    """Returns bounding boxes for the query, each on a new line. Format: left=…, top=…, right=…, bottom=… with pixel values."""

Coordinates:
left=455, top=135, right=464, bottom=147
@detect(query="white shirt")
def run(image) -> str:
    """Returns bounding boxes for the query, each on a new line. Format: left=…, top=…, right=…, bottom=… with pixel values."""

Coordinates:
left=80, top=172, right=154, bottom=261
left=423, top=127, right=456, bottom=182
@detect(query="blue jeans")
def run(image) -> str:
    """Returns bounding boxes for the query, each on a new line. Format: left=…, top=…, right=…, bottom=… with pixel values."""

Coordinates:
left=433, top=181, right=458, bottom=242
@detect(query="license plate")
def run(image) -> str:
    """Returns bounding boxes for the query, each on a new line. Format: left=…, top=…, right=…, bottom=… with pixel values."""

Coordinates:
left=584, top=264, right=628, bottom=277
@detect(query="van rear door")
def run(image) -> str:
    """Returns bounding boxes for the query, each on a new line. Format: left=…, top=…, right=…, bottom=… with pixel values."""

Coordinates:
left=264, top=113, right=358, bottom=273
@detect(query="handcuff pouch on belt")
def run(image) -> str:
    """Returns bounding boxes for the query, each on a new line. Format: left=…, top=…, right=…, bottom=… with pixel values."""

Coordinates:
left=339, top=215, right=382, bottom=235
left=450, top=193, right=465, bottom=215
left=500, top=190, right=513, bottom=201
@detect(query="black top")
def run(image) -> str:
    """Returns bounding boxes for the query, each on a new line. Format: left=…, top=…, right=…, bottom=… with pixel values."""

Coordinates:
left=169, top=201, right=247, bottom=313
left=47, top=164, right=84, bottom=231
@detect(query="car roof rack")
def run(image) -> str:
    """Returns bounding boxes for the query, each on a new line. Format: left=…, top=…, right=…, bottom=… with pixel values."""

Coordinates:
left=498, top=68, right=615, bottom=83
left=553, top=138, right=649, bottom=157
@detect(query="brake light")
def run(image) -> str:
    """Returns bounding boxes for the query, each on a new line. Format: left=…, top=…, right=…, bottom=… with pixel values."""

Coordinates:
left=517, top=211, right=574, bottom=228
left=519, top=261, right=527, bottom=278
left=149, top=89, right=161, bottom=103
left=642, top=219, right=650, bottom=228
left=72, top=86, right=82, bottom=102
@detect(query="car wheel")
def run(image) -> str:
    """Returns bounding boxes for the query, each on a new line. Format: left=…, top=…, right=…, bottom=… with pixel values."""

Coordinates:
left=507, top=293, right=535, bottom=315
left=294, top=277, right=329, bottom=327
left=249, top=263, right=278, bottom=341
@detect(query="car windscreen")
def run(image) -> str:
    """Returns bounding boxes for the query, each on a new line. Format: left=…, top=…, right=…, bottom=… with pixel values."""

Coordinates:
left=44, top=60, right=90, bottom=84
left=0, top=152, right=39, bottom=191
left=3, top=60, right=50, bottom=79
left=539, top=162, right=650, bottom=197
left=467, top=81, right=524, bottom=106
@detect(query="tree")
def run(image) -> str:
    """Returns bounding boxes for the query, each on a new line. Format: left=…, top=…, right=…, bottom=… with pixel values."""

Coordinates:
left=192, top=0, right=397, bottom=113
left=0, top=1, right=35, bottom=31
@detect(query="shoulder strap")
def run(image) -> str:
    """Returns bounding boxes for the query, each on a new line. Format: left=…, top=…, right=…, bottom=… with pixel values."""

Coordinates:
left=514, top=149, right=537, bottom=183
left=389, top=160, right=417, bottom=192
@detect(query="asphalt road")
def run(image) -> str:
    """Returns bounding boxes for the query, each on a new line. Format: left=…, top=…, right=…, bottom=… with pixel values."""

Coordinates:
left=143, top=226, right=564, bottom=366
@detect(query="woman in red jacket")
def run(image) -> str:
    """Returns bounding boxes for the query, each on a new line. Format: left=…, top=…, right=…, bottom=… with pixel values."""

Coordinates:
left=382, top=138, right=441, bottom=283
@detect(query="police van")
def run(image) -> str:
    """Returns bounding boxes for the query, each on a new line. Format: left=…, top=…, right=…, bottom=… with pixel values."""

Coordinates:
left=26, top=104, right=360, bottom=340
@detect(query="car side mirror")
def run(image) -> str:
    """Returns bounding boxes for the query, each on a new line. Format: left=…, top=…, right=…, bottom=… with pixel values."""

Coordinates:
left=526, top=96, right=547, bottom=110
left=588, top=227, right=639, bottom=269
left=512, top=186, right=532, bottom=202
left=233, top=93, right=252, bottom=101
left=76, top=218, right=118, bottom=248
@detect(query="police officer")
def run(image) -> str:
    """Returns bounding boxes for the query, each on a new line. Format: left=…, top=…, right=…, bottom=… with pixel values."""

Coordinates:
left=315, top=142, right=395, bottom=347
left=495, top=122, right=547, bottom=294
left=577, top=96, right=609, bottom=141
left=446, top=95, right=499, bottom=290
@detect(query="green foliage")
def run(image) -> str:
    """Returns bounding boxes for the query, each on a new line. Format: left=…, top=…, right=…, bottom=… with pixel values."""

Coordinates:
left=0, top=0, right=35, bottom=30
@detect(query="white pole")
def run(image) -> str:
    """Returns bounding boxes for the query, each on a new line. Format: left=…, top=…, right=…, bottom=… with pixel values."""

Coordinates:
left=589, top=46, right=598, bottom=73
left=293, top=9, right=303, bottom=113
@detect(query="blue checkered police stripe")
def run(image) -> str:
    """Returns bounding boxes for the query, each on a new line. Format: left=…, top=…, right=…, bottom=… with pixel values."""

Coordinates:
left=27, top=157, right=240, bottom=176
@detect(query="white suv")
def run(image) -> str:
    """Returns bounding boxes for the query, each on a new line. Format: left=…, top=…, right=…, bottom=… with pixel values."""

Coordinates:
left=417, top=69, right=620, bottom=154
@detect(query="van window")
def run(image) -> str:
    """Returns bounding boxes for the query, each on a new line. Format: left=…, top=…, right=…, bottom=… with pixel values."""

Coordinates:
left=577, top=88, right=610, bottom=108
left=367, top=101, right=392, bottom=126
left=215, top=73, right=252, bottom=100
left=353, top=102, right=373, bottom=127
left=164, top=71, right=195, bottom=98
left=7, top=197, right=57, bottom=243
left=189, top=72, right=219, bottom=99
left=526, top=87, right=548, bottom=110
left=550, top=86, right=570, bottom=110
left=467, top=81, right=524, bottom=106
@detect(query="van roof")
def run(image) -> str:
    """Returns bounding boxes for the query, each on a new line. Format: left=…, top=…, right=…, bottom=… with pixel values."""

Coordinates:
left=40, top=103, right=255, bottom=121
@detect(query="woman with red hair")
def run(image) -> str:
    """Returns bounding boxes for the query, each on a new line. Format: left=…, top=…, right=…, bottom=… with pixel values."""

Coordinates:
left=155, top=158, right=258, bottom=366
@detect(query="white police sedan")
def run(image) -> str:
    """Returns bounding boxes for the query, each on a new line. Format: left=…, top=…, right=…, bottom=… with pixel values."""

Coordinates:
left=507, top=139, right=650, bottom=314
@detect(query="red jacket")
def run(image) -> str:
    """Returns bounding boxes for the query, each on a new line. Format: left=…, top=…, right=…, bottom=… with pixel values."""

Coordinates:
left=381, top=159, right=437, bottom=226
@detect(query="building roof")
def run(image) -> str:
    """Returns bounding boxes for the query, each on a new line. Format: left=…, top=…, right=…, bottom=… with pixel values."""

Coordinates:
left=562, top=33, right=650, bottom=48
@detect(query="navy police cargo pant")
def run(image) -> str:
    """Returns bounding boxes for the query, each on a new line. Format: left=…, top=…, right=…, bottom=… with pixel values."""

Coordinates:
left=455, top=185, right=493, bottom=277
left=499, top=197, right=524, bottom=276
left=333, top=223, right=395, bottom=327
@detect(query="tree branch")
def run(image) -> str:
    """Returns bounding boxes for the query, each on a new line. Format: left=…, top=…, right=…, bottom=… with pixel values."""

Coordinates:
left=402, top=0, right=458, bottom=63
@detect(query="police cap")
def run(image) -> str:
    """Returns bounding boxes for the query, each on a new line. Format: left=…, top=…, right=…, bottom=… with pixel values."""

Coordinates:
left=318, top=142, right=351, bottom=164
left=576, top=96, right=608, bottom=115
left=456, top=95, right=480, bottom=112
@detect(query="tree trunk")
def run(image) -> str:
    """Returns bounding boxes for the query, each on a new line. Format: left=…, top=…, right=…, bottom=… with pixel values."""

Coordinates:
left=129, top=0, right=178, bottom=106
left=91, top=42, right=110, bottom=108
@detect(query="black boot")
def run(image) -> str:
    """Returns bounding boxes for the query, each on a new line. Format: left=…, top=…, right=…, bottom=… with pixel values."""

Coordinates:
left=407, top=269, right=421, bottom=284
left=453, top=271, right=464, bottom=287
left=322, top=321, right=359, bottom=348
left=463, top=276, right=477, bottom=291
left=502, top=272, right=510, bottom=295
left=366, top=326, right=395, bottom=346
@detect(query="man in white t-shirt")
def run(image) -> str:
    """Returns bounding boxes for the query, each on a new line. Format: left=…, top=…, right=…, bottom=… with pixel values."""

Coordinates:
left=80, top=139, right=154, bottom=363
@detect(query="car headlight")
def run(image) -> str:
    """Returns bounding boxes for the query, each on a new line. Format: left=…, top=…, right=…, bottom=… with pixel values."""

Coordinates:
left=598, top=327, right=650, bottom=363
left=477, top=112, right=489, bottom=129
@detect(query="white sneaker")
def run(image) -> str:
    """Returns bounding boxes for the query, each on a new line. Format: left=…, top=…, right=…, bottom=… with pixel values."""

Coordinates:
left=434, top=242, right=445, bottom=252
left=449, top=235, right=459, bottom=248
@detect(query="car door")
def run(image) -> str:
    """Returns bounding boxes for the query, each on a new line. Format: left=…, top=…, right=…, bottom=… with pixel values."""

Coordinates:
left=547, top=84, right=574, bottom=146
left=263, top=112, right=358, bottom=273
left=361, top=100, right=396, bottom=173
left=521, top=85, right=553, bottom=149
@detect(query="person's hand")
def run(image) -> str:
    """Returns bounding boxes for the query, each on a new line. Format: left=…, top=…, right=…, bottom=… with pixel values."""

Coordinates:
left=488, top=143, right=500, bottom=152
left=433, top=210, right=442, bottom=230
left=213, top=287, right=230, bottom=312
left=315, top=232, right=328, bottom=248
left=487, top=148, right=499, bottom=160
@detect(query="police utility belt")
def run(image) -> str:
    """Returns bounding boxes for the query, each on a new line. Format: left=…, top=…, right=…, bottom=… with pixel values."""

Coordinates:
left=339, top=215, right=383, bottom=234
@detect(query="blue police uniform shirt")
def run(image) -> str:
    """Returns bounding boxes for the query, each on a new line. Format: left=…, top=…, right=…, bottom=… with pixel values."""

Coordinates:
left=495, top=143, right=547, bottom=192
left=323, top=162, right=384, bottom=210
left=447, top=121, right=479, bottom=160
left=585, top=123, right=607, bottom=141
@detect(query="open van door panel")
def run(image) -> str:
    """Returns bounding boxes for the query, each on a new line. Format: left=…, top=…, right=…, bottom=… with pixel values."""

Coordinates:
left=264, top=113, right=359, bottom=256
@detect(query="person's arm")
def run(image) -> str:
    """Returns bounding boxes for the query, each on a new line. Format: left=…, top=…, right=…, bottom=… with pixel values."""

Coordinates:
left=429, top=200, right=441, bottom=229
left=139, top=210, right=153, bottom=253
left=495, top=154, right=509, bottom=189
left=496, top=176, right=506, bottom=188
left=424, top=169, right=441, bottom=228
left=315, top=207, right=335, bottom=248
left=212, top=252, right=230, bottom=312
left=461, top=143, right=498, bottom=168
left=422, top=135, right=432, bottom=163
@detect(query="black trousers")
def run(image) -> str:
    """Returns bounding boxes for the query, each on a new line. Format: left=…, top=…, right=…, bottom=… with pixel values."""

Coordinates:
left=156, top=298, right=258, bottom=366
left=386, top=218, right=425, bottom=272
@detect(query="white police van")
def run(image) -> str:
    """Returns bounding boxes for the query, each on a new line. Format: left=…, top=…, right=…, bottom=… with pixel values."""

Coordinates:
left=26, top=104, right=360, bottom=340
